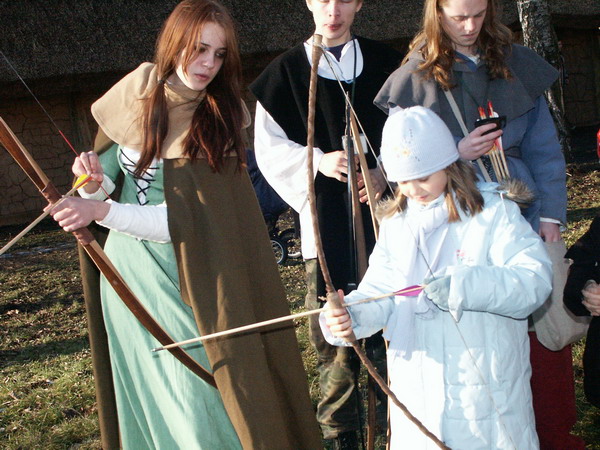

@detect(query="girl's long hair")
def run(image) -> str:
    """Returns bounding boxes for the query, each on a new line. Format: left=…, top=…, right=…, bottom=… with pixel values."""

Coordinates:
left=377, top=160, right=484, bottom=222
left=404, top=0, right=513, bottom=91
left=136, top=0, right=245, bottom=176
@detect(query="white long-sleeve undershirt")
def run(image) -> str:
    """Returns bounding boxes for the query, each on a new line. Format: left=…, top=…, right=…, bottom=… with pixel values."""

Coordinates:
left=98, top=200, right=170, bottom=243
left=77, top=147, right=171, bottom=243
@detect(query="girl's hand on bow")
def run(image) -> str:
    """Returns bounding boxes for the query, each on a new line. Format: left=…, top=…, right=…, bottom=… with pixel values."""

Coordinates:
left=45, top=197, right=110, bottom=232
left=458, top=124, right=503, bottom=161
left=324, top=289, right=354, bottom=338
left=73, top=151, right=104, bottom=194
left=424, top=276, right=451, bottom=311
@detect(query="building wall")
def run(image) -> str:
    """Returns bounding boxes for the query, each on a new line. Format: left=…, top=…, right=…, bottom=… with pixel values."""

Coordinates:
left=0, top=94, right=97, bottom=226
left=559, top=29, right=600, bottom=126
left=1, top=32, right=598, bottom=227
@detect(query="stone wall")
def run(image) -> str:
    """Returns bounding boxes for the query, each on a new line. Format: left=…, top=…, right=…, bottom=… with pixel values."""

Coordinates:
left=559, top=29, right=600, bottom=127
left=0, top=94, right=97, bottom=226
left=1, top=32, right=598, bottom=227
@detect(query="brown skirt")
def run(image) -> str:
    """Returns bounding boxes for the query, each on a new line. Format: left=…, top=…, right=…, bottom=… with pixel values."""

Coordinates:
left=164, top=157, right=321, bottom=449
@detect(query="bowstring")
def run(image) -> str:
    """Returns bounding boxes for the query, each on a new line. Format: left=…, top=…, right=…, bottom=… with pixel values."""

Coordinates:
left=1, top=50, right=111, bottom=199
left=319, top=46, right=394, bottom=195
left=1, top=50, right=78, bottom=155
left=320, top=44, right=517, bottom=449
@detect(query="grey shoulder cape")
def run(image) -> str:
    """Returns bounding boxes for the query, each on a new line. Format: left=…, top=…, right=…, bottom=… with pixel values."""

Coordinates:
left=375, top=44, right=558, bottom=137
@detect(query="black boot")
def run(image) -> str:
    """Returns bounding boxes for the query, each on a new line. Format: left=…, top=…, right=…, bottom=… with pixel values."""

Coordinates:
left=332, top=430, right=359, bottom=450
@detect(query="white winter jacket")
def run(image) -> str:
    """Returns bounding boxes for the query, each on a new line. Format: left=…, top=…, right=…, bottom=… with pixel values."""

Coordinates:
left=322, top=185, right=552, bottom=449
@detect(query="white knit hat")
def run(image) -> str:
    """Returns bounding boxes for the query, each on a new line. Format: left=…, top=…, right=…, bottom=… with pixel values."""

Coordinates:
left=380, top=106, right=459, bottom=182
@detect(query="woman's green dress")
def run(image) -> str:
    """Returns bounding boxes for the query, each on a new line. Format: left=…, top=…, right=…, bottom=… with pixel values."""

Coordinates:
left=98, top=145, right=241, bottom=449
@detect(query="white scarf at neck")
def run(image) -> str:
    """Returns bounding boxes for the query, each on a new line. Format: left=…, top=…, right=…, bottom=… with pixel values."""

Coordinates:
left=386, top=194, right=450, bottom=358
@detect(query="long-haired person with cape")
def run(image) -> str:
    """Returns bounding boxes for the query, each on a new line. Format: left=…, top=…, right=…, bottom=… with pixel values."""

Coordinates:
left=48, top=1, right=321, bottom=448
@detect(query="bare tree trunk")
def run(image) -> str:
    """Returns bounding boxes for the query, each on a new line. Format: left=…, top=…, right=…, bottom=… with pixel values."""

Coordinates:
left=517, top=0, right=573, bottom=161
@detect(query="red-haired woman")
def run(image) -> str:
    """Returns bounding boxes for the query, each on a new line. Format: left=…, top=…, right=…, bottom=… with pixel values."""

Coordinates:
left=48, top=1, right=320, bottom=448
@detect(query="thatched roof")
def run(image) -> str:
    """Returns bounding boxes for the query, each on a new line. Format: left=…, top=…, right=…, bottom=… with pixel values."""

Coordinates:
left=0, top=0, right=598, bottom=90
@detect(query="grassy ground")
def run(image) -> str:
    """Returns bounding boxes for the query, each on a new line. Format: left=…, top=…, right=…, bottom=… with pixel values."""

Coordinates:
left=1, top=160, right=599, bottom=449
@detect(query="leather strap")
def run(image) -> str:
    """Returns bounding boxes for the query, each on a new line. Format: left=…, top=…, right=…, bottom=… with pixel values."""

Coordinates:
left=443, top=90, right=492, bottom=183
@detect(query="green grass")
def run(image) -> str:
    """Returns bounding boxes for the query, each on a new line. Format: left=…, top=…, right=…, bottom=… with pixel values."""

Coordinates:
left=1, top=162, right=599, bottom=448
left=0, top=225, right=100, bottom=448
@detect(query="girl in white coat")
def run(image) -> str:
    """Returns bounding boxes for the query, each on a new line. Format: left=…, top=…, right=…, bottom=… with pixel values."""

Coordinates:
left=323, top=106, right=552, bottom=449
